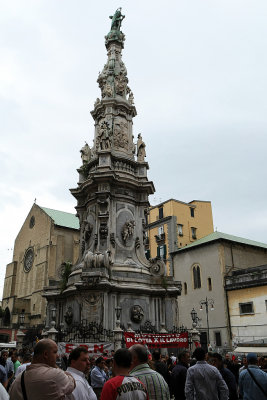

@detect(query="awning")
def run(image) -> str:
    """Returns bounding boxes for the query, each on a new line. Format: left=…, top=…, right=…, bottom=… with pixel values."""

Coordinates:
left=234, top=346, right=267, bottom=355
left=0, top=342, right=17, bottom=348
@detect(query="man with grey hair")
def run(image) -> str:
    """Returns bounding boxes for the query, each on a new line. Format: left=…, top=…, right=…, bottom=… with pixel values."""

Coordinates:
left=129, top=344, right=170, bottom=400
left=9, top=339, right=75, bottom=400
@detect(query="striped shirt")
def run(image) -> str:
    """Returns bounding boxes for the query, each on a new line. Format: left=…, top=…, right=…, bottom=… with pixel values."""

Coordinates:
left=130, top=363, right=170, bottom=400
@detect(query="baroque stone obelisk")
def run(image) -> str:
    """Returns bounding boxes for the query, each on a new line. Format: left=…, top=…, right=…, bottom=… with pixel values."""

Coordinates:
left=45, top=10, right=181, bottom=332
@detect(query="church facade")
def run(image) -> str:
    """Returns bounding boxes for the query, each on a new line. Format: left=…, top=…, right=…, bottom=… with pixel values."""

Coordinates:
left=1, top=203, right=79, bottom=330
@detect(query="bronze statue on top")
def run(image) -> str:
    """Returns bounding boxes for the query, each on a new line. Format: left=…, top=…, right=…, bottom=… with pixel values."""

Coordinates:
left=109, top=8, right=125, bottom=31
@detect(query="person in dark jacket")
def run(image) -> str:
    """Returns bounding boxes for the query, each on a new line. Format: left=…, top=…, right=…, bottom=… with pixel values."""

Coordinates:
left=171, top=351, right=190, bottom=400
left=152, top=351, right=170, bottom=384
left=212, top=353, right=238, bottom=400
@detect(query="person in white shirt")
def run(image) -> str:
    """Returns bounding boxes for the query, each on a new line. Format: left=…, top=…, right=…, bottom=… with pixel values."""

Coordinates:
left=15, top=353, right=32, bottom=377
left=67, top=347, right=97, bottom=400
left=0, top=381, right=9, bottom=400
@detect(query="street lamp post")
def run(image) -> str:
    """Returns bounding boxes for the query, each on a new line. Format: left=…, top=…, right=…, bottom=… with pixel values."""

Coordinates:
left=51, top=306, right=57, bottom=322
left=199, top=297, right=214, bottom=348
left=190, top=308, right=198, bottom=324
left=17, top=312, right=26, bottom=350
left=19, top=312, right=25, bottom=328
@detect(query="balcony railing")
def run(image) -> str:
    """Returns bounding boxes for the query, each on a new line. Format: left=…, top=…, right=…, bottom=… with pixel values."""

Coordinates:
left=155, top=233, right=166, bottom=243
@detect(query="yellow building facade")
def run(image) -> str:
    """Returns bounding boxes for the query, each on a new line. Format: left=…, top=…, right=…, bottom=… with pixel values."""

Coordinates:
left=1, top=204, right=79, bottom=328
left=145, top=199, right=214, bottom=273
left=225, top=265, right=267, bottom=345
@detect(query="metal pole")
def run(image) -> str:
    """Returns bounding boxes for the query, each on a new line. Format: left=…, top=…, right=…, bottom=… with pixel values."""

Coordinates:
left=205, top=297, right=210, bottom=346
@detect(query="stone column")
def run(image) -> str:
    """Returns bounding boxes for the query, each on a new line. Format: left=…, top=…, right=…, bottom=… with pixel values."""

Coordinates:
left=16, top=329, right=25, bottom=350
left=159, top=323, right=168, bottom=356
left=113, top=318, right=123, bottom=351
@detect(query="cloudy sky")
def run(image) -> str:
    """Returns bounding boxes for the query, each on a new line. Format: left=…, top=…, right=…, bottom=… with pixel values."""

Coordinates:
left=1, top=0, right=267, bottom=298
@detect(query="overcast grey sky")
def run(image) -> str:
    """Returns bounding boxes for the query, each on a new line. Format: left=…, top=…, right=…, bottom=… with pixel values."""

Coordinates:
left=1, top=0, right=267, bottom=298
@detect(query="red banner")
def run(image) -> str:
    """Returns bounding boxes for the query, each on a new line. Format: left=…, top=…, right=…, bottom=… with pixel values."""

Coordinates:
left=124, top=332, right=188, bottom=349
left=58, top=342, right=113, bottom=355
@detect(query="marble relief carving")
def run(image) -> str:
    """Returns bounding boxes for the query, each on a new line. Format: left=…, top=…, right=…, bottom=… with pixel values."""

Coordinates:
left=113, top=118, right=128, bottom=149
left=130, top=305, right=144, bottom=323
left=121, top=220, right=135, bottom=243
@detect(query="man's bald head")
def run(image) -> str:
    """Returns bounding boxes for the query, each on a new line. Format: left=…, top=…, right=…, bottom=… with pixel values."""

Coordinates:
left=32, top=339, right=58, bottom=367
left=34, top=339, right=55, bottom=356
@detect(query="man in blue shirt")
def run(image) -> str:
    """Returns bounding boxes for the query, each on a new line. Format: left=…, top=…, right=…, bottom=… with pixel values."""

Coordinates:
left=90, top=357, right=108, bottom=399
left=239, top=352, right=267, bottom=400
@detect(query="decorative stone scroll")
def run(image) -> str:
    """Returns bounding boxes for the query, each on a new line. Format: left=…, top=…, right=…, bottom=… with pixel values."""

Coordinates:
left=150, top=259, right=166, bottom=277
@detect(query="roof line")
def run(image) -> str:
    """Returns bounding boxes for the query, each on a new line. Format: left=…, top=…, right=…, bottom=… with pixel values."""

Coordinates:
left=171, top=231, right=267, bottom=254
left=149, top=198, right=211, bottom=210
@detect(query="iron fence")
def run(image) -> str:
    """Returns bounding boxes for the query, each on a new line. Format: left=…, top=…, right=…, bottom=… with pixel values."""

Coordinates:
left=56, top=320, right=114, bottom=343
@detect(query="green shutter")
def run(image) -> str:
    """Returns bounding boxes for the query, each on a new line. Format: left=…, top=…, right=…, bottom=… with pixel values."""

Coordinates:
left=157, top=246, right=160, bottom=257
left=163, top=244, right=167, bottom=259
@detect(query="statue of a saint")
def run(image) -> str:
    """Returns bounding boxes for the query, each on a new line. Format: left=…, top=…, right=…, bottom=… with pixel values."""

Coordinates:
left=137, top=134, right=146, bottom=162
left=109, top=8, right=125, bottom=31
left=128, top=91, right=134, bottom=105
left=98, top=121, right=111, bottom=150
left=80, top=142, right=91, bottom=164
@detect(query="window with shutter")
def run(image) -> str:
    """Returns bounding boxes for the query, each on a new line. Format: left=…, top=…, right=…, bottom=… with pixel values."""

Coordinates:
left=184, top=282, right=187, bottom=295
left=178, top=224, right=183, bottom=236
left=145, top=249, right=150, bottom=260
left=193, top=265, right=201, bottom=289
left=239, top=302, right=254, bottom=315
left=215, top=332, right=222, bottom=347
left=208, top=277, right=212, bottom=291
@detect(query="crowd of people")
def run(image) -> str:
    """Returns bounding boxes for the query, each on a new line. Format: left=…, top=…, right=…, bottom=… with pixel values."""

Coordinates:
left=0, top=340, right=267, bottom=399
